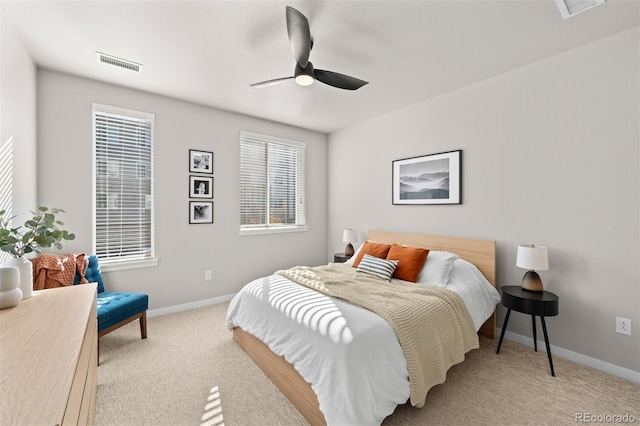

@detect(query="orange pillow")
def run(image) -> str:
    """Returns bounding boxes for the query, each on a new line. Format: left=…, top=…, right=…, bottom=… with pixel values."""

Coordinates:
left=386, top=244, right=429, bottom=283
left=352, top=241, right=392, bottom=267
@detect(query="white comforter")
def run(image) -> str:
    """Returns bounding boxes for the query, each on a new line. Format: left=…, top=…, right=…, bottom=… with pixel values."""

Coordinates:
left=226, top=266, right=500, bottom=425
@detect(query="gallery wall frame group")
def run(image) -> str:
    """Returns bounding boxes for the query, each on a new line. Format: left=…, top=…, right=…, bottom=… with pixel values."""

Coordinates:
left=189, top=149, right=214, bottom=224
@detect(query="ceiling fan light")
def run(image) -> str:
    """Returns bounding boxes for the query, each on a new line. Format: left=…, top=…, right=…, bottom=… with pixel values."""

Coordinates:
left=295, top=74, right=314, bottom=86
left=294, top=62, right=315, bottom=86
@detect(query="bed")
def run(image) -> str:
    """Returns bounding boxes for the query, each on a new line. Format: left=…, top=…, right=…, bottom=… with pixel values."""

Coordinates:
left=226, top=230, right=499, bottom=425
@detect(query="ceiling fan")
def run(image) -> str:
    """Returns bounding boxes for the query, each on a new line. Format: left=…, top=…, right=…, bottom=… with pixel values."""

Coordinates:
left=250, top=6, right=368, bottom=91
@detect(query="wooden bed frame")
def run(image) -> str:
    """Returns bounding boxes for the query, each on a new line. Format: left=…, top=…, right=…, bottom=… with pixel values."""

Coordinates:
left=233, top=230, right=497, bottom=425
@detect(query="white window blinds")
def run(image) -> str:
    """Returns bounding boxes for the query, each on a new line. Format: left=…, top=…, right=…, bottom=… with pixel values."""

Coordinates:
left=93, top=104, right=155, bottom=265
left=240, top=131, right=306, bottom=234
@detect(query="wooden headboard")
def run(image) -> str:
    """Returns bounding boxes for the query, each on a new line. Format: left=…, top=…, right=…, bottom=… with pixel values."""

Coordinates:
left=368, top=230, right=497, bottom=338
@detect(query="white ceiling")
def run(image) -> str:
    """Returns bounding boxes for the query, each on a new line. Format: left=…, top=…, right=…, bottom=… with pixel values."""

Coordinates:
left=3, top=0, right=638, bottom=133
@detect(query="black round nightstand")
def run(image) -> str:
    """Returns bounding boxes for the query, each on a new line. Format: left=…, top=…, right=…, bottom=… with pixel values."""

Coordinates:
left=333, top=252, right=352, bottom=263
left=496, top=286, right=559, bottom=376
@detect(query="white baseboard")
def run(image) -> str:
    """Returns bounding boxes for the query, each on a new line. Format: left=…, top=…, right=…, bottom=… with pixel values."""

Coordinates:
left=499, top=328, right=640, bottom=384
left=147, top=293, right=236, bottom=318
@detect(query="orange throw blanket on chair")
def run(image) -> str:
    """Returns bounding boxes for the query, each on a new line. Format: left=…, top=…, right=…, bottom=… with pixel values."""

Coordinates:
left=31, top=253, right=89, bottom=291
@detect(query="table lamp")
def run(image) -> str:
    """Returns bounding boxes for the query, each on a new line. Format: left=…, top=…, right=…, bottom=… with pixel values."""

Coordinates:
left=343, top=229, right=357, bottom=256
left=516, top=244, right=549, bottom=292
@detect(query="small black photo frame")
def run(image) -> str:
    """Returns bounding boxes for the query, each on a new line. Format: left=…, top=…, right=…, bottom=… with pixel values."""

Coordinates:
left=189, top=175, right=213, bottom=199
left=189, top=149, right=213, bottom=174
left=189, top=201, right=214, bottom=224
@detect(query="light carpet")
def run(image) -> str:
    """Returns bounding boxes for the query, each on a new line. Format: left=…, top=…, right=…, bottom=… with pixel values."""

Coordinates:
left=95, top=302, right=639, bottom=426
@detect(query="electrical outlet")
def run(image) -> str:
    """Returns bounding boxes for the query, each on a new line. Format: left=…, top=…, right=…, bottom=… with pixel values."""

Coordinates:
left=204, top=270, right=212, bottom=281
left=616, top=317, right=631, bottom=336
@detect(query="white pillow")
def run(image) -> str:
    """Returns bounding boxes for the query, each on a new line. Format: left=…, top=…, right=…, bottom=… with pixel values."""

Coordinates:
left=356, top=254, right=398, bottom=282
left=417, top=250, right=459, bottom=287
left=444, top=258, right=501, bottom=330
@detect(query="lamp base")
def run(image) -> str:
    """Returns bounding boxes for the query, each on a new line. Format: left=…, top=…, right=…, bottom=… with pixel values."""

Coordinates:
left=345, top=243, right=354, bottom=256
left=521, top=270, right=544, bottom=292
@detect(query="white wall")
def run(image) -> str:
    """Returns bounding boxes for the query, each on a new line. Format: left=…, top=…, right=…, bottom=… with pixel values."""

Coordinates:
left=37, top=70, right=328, bottom=309
left=0, top=6, right=37, bottom=254
left=328, top=28, right=639, bottom=373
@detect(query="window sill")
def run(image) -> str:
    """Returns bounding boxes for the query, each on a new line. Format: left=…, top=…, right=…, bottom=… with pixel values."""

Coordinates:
left=239, top=226, right=308, bottom=236
left=99, top=258, right=159, bottom=272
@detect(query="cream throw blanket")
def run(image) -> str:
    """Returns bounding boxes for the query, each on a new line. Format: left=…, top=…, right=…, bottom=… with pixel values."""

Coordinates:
left=276, top=263, right=479, bottom=407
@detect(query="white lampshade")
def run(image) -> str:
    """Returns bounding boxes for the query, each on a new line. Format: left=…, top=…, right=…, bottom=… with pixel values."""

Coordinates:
left=516, top=245, right=549, bottom=271
left=343, top=229, right=357, bottom=244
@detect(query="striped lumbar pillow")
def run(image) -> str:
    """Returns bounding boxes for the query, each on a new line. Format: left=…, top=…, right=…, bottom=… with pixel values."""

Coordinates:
left=356, top=254, right=399, bottom=282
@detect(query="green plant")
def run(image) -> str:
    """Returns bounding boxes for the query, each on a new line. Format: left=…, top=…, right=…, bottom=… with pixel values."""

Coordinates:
left=0, top=207, right=75, bottom=258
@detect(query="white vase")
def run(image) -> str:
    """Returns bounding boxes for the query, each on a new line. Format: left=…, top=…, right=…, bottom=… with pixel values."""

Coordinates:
left=0, top=266, right=22, bottom=309
left=4, top=256, right=33, bottom=299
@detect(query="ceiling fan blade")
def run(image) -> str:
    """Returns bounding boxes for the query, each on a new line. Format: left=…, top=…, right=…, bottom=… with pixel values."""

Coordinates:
left=250, top=76, right=294, bottom=88
left=314, top=69, right=368, bottom=90
left=286, top=6, right=311, bottom=68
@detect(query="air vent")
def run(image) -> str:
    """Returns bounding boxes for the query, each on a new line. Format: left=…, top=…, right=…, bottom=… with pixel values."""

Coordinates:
left=96, top=52, right=142, bottom=73
left=555, top=0, right=605, bottom=19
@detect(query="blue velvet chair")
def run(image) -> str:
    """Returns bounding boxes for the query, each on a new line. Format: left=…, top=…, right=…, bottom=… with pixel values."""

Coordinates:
left=75, top=255, right=148, bottom=339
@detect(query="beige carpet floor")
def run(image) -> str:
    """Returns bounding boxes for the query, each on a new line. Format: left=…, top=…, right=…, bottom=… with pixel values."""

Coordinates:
left=95, top=302, right=639, bottom=426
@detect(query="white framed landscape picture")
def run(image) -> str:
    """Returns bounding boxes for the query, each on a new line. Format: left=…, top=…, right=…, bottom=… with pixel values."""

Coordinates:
left=392, top=150, right=461, bottom=205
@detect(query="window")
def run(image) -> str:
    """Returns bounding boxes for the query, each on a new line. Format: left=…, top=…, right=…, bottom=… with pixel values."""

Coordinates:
left=240, top=131, right=306, bottom=235
left=0, top=137, right=13, bottom=264
left=93, top=104, right=157, bottom=269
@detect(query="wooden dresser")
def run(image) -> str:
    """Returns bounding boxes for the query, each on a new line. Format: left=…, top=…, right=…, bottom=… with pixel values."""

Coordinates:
left=0, top=283, right=98, bottom=425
